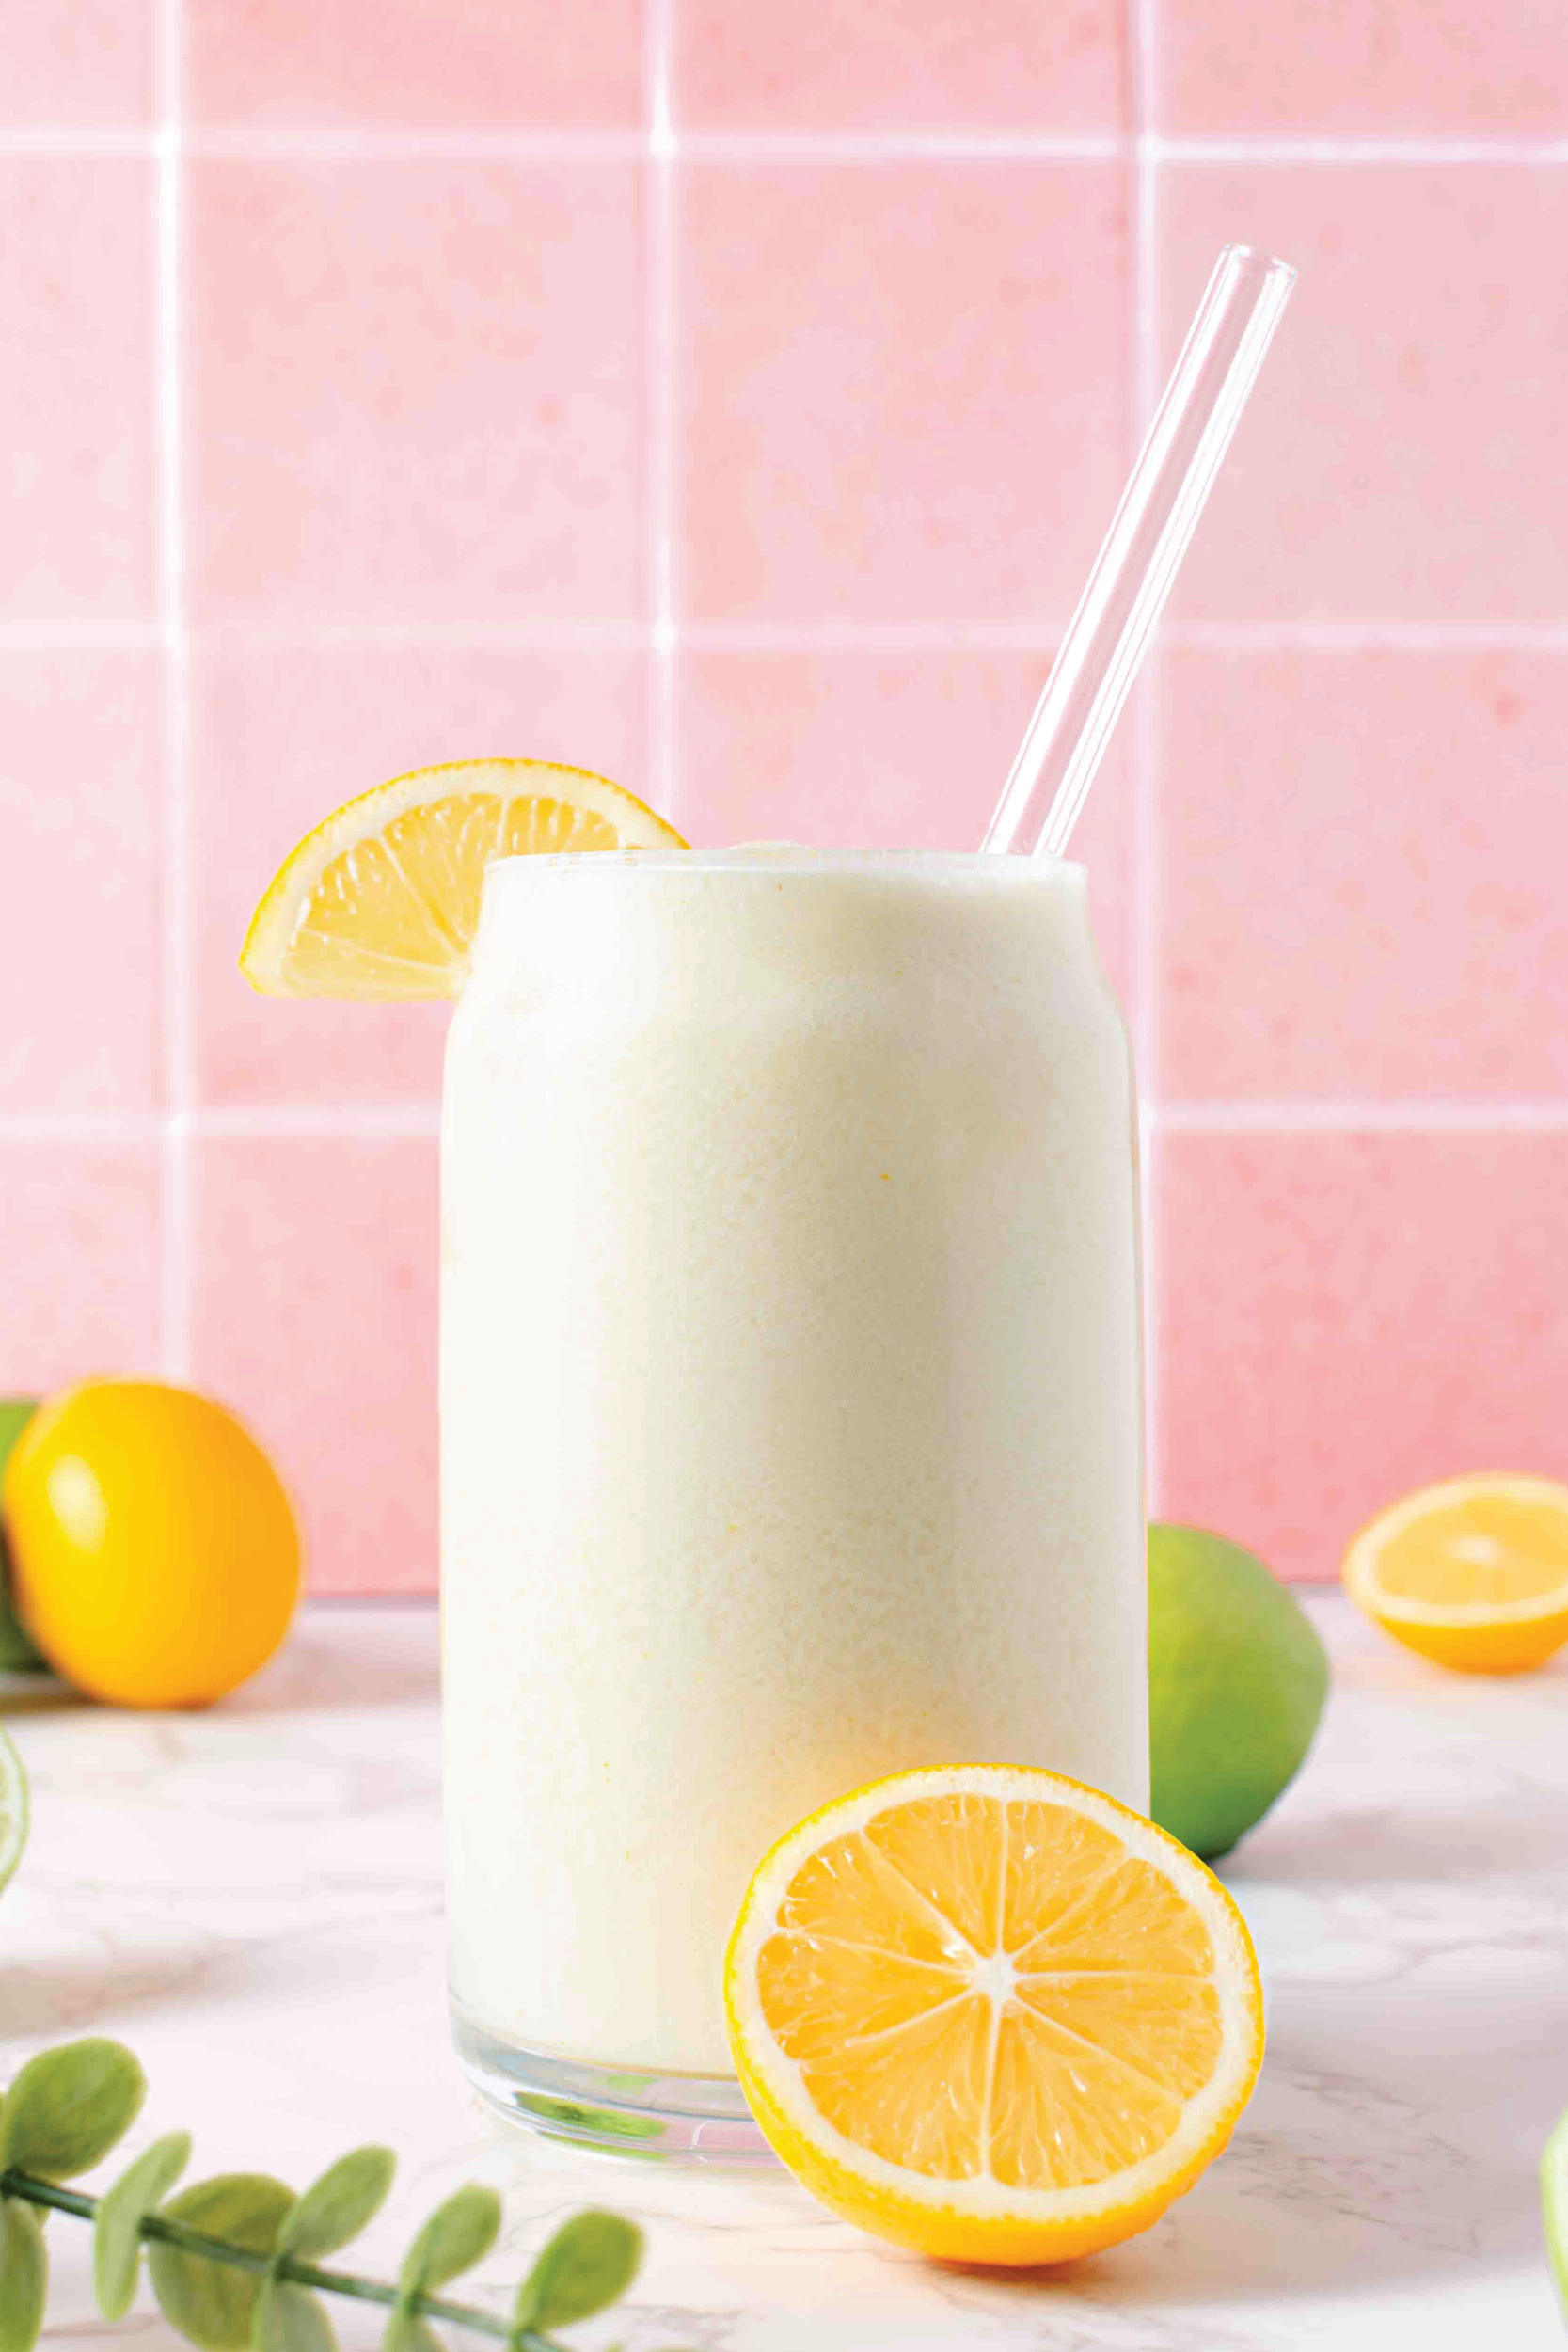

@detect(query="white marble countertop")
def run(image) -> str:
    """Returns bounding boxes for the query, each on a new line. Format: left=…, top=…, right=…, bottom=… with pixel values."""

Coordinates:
left=3, top=1593, right=1564, bottom=2350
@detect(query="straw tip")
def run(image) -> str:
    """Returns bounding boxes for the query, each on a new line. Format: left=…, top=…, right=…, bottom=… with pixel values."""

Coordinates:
left=1217, top=240, right=1298, bottom=288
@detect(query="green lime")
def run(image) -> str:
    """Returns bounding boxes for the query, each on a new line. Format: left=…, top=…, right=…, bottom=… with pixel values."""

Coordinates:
left=1544, top=2104, right=1568, bottom=2319
left=0, top=1721, right=28, bottom=1894
left=0, top=1399, right=46, bottom=1672
left=1148, top=1522, right=1329, bottom=1862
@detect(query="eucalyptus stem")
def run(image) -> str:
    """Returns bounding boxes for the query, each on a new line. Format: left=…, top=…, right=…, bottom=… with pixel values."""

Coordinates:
left=0, top=2171, right=549, bottom=2351
left=0, top=2040, right=654, bottom=2352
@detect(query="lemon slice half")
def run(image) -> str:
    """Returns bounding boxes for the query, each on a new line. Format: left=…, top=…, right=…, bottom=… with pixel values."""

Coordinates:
left=725, top=1762, right=1264, bottom=2266
left=240, top=759, right=687, bottom=1000
left=1343, top=1472, right=1568, bottom=1673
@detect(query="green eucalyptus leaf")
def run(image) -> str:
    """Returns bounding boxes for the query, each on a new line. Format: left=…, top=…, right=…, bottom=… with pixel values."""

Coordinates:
left=93, top=2130, right=192, bottom=2319
left=382, top=2318, right=443, bottom=2352
left=251, top=2282, right=273, bottom=2352
left=397, top=2186, right=501, bottom=2294
left=0, top=2039, right=146, bottom=2181
left=253, top=2281, right=335, bottom=2352
left=149, top=2175, right=295, bottom=2351
left=0, top=2201, right=46, bottom=2352
left=278, top=2148, right=396, bottom=2263
left=511, top=2211, right=641, bottom=2333
left=382, top=2185, right=499, bottom=2352
left=247, top=2146, right=392, bottom=2352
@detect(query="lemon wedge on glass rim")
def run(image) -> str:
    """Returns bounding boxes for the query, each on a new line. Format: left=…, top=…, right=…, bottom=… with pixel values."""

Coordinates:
left=240, top=759, right=688, bottom=999
left=725, top=1762, right=1265, bottom=2266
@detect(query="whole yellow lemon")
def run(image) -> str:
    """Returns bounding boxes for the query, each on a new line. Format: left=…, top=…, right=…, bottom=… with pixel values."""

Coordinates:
left=1, top=1380, right=300, bottom=1708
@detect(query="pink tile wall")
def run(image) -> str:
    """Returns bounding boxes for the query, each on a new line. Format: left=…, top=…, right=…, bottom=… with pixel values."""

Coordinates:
left=1160, top=165, right=1568, bottom=623
left=1160, top=1132, right=1568, bottom=1581
left=680, top=161, right=1129, bottom=622
left=1158, top=0, right=1568, bottom=137
left=0, top=159, right=155, bottom=619
left=187, top=0, right=641, bottom=129
left=7, top=5, right=151, bottom=126
left=188, top=160, right=644, bottom=624
left=678, top=1, right=1124, bottom=133
left=5, top=1, right=1567, bottom=1589
left=193, top=1136, right=436, bottom=1592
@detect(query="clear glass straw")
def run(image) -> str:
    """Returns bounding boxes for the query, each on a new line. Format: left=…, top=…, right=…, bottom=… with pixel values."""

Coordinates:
left=981, top=244, right=1295, bottom=860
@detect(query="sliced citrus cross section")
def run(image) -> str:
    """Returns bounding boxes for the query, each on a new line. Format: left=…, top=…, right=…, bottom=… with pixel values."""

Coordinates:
left=0, top=1724, right=28, bottom=1897
left=1343, top=1472, right=1568, bottom=1673
left=725, top=1763, right=1264, bottom=2265
left=240, top=759, right=687, bottom=999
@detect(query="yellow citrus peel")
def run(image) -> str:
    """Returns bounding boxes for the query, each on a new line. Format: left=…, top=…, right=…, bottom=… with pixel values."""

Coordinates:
left=240, top=758, right=686, bottom=1000
left=725, top=1762, right=1264, bottom=2265
left=1343, top=1472, right=1568, bottom=1673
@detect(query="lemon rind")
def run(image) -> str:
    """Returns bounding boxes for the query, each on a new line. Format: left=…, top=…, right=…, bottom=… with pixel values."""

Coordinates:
left=239, top=757, right=686, bottom=997
left=1342, top=1472, right=1568, bottom=1627
left=724, top=1760, right=1265, bottom=2228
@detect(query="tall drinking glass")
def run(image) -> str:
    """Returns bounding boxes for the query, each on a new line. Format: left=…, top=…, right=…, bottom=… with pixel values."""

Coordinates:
left=442, top=847, right=1145, bottom=2160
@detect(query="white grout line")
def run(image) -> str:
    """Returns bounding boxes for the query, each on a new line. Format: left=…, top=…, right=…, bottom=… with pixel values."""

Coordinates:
left=193, top=619, right=654, bottom=651
left=678, top=620, right=1071, bottom=651
left=1157, top=1101, right=1568, bottom=1134
left=0, top=127, right=156, bottom=155
left=0, top=1113, right=166, bottom=1143
left=185, top=128, right=649, bottom=162
left=10, top=126, right=1568, bottom=167
left=645, top=0, right=677, bottom=821
left=1148, top=135, right=1568, bottom=166
left=0, top=1101, right=1560, bottom=1145
left=1129, top=0, right=1163, bottom=1518
left=2, top=127, right=1118, bottom=164
left=4, top=617, right=1568, bottom=656
left=0, top=1108, right=439, bottom=1144
left=1128, top=12, right=1161, bottom=1089
left=0, top=622, right=173, bottom=650
left=154, top=0, right=195, bottom=1384
left=1164, top=621, right=1568, bottom=652
left=680, top=130, right=1126, bottom=162
left=196, top=1105, right=443, bottom=1139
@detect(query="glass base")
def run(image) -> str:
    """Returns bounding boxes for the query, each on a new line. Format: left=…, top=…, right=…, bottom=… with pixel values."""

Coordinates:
left=451, top=1998, right=775, bottom=2167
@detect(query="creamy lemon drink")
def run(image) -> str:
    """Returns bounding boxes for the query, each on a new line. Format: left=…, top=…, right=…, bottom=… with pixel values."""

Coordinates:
left=244, top=241, right=1287, bottom=2189
left=441, top=846, right=1146, bottom=2151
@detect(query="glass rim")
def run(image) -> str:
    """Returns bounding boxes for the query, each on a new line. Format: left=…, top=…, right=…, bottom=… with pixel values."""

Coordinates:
left=483, top=845, right=1090, bottom=884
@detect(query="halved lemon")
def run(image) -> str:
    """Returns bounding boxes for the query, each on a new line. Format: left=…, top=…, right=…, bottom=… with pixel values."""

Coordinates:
left=1343, top=1472, right=1568, bottom=1674
left=724, top=1763, right=1264, bottom=2266
left=240, top=759, right=687, bottom=999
